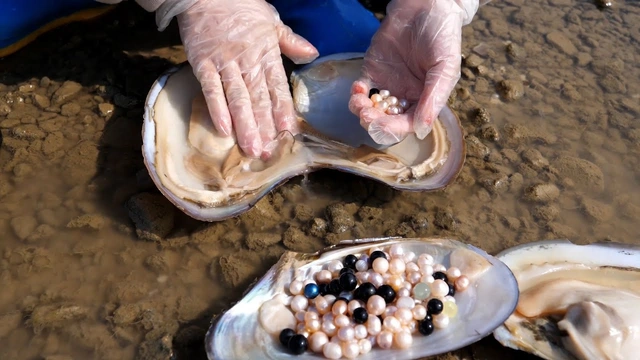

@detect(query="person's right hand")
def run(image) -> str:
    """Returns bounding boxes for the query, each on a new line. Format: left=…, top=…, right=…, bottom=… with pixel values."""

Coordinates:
left=176, top=0, right=319, bottom=159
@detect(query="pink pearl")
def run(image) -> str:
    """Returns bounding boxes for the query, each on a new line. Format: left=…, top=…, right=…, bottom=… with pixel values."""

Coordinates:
left=372, top=257, right=389, bottom=274
left=412, top=304, right=427, bottom=320
left=376, top=331, right=393, bottom=349
left=406, top=262, right=419, bottom=273
left=403, top=251, right=416, bottom=263
left=370, top=94, right=383, bottom=103
left=389, top=244, right=404, bottom=258
left=358, top=338, right=372, bottom=354
left=341, top=340, right=360, bottom=359
left=433, top=263, right=447, bottom=272
left=418, top=254, right=434, bottom=267
left=315, top=296, right=330, bottom=314
left=289, top=280, right=304, bottom=295
left=408, top=271, right=422, bottom=284
left=337, top=326, right=355, bottom=341
left=306, top=319, right=321, bottom=332
left=354, top=324, right=368, bottom=339
left=393, top=330, right=413, bottom=349
left=366, top=314, right=382, bottom=335
left=315, top=270, right=333, bottom=284
left=370, top=273, right=384, bottom=287
left=395, top=308, right=414, bottom=324
left=332, top=300, right=347, bottom=316
left=396, top=296, right=415, bottom=309
left=382, top=305, right=397, bottom=319
left=334, top=314, right=350, bottom=327
left=322, top=320, right=337, bottom=336
left=290, top=295, right=308, bottom=312
left=366, top=295, right=386, bottom=316
left=383, top=316, right=401, bottom=333
left=348, top=300, right=363, bottom=315
left=446, top=266, right=462, bottom=280
left=388, top=258, right=405, bottom=275
left=397, top=288, right=410, bottom=298
left=355, top=260, right=368, bottom=272
left=309, top=331, right=329, bottom=353
left=324, top=295, right=336, bottom=306
left=355, top=271, right=369, bottom=284
left=431, top=279, right=449, bottom=298
left=322, top=342, right=342, bottom=359
left=455, top=275, right=470, bottom=291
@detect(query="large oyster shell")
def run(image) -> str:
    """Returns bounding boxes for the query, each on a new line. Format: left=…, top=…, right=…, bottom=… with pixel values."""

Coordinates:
left=205, top=237, right=519, bottom=359
left=492, top=239, right=640, bottom=360
left=142, top=53, right=465, bottom=221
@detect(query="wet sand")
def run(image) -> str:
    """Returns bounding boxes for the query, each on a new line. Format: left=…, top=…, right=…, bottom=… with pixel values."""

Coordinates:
left=0, top=0, right=638, bottom=359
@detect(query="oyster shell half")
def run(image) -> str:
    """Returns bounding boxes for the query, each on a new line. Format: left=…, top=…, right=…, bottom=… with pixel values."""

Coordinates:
left=492, top=239, right=640, bottom=360
left=205, top=237, right=519, bottom=359
left=142, top=53, right=465, bottom=221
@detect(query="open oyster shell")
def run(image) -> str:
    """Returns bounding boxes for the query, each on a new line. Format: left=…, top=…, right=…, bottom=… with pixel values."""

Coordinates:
left=205, top=237, right=519, bottom=359
left=492, top=239, right=640, bottom=360
left=142, top=53, right=465, bottom=221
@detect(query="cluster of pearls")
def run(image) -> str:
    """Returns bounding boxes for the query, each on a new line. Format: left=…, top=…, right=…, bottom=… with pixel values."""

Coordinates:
left=369, top=88, right=410, bottom=116
left=278, top=244, right=471, bottom=359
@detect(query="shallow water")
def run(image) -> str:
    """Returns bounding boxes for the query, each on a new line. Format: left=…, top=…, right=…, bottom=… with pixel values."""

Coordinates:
left=0, top=1, right=638, bottom=359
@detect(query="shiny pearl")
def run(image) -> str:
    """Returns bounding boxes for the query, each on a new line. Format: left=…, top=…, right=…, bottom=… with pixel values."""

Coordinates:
left=433, top=314, right=450, bottom=329
left=356, top=271, right=369, bottom=284
left=322, top=313, right=334, bottom=323
left=406, top=262, right=419, bottom=273
left=372, top=257, right=389, bottom=274
left=376, top=331, right=393, bottom=349
left=355, top=260, right=368, bottom=272
left=421, top=275, right=435, bottom=284
left=408, top=271, right=422, bottom=284
left=283, top=296, right=293, bottom=306
left=394, top=330, right=413, bottom=349
left=304, top=311, right=319, bottom=322
left=322, top=342, right=342, bottom=359
left=445, top=295, right=456, bottom=304
left=403, top=282, right=413, bottom=290
left=370, top=94, right=383, bottom=103
left=418, top=254, right=434, bottom=267
left=324, top=295, right=336, bottom=306
left=386, top=105, right=400, bottom=115
left=433, top=263, right=447, bottom=273
left=389, top=244, right=404, bottom=258
left=347, top=300, right=363, bottom=315
left=446, top=266, right=462, bottom=280
left=388, top=258, right=405, bottom=275
left=327, top=260, right=344, bottom=275
left=295, top=311, right=306, bottom=322
left=382, top=306, right=397, bottom=319
left=412, top=304, right=427, bottom=320
left=306, top=318, right=321, bottom=332
left=388, top=275, right=404, bottom=291
left=315, top=296, right=330, bottom=314
left=383, top=316, right=402, bottom=333
left=298, top=329, right=311, bottom=338
left=316, top=270, right=333, bottom=284
left=342, top=340, right=360, bottom=359
left=374, top=100, right=389, bottom=111
left=309, top=331, right=329, bottom=353
left=397, top=288, right=410, bottom=298
left=322, top=320, right=337, bottom=336
left=420, top=264, right=434, bottom=276
left=332, top=300, right=347, bottom=316
left=403, top=251, right=416, bottom=263
left=289, top=280, right=304, bottom=295
left=369, top=273, right=384, bottom=287
left=334, top=314, right=350, bottom=327
left=337, top=326, right=355, bottom=341
left=398, top=98, right=409, bottom=109
left=359, top=254, right=369, bottom=262
left=358, top=338, right=372, bottom=354
left=366, top=295, right=386, bottom=316
left=407, top=321, right=418, bottom=334
left=386, top=96, right=399, bottom=106
left=366, top=314, right=382, bottom=335
left=396, top=296, right=415, bottom=309
left=395, top=307, right=414, bottom=324
left=379, top=89, right=391, bottom=98
left=290, top=295, right=309, bottom=312
left=431, top=279, right=450, bottom=298
left=455, top=275, right=470, bottom=291
left=354, top=324, right=368, bottom=339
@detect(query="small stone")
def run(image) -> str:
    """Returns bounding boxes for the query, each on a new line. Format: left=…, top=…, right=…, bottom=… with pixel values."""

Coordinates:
left=98, top=103, right=115, bottom=117
left=33, top=94, right=51, bottom=109
left=245, top=232, right=282, bottom=251
left=506, top=43, right=526, bottom=59
left=52, top=81, right=82, bottom=104
left=477, top=124, right=500, bottom=142
left=293, top=204, right=313, bottom=222
left=11, top=124, right=45, bottom=140
left=325, top=204, right=354, bottom=233
left=26, top=224, right=56, bottom=242
left=0, top=119, right=20, bottom=128
left=497, top=79, right=525, bottom=101
left=576, top=53, right=592, bottom=66
left=473, top=108, right=491, bottom=125
left=66, top=214, right=107, bottom=231
left=125, top=193, right=175, bottom=241
left=60, top=103, right=81, bottom=116
left=42, top=132, right=64, bottom=155
left=464, top=54, right=484, bottom=68
left=307, top=218, right=327, bottom=238
left=533, top=205, right=560, bottom=222
left=581, top=198, right=614, bottom=222
left=521, top=149, right=549, bottom=170
left=10, top=215, right=38, bottom=240
left=465, top=135, right=490, bottom=159
left=523, top=183, right=560, bottom=203
left=12, top=163, right=33, bottom=177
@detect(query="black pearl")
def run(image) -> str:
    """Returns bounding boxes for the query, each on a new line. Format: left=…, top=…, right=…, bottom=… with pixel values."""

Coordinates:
left=354, top=282, right=377, bottom=301
left=328, top=279, right=342, bottom=295
left=318, top=283, right=328, bottom=296
left=368, top=251, right=387, bottom=267
left=427, top=298, right=444, bottom=315
left=279, top=328, right=296, bottom=347
left=425, top=313, right=432, bottom=322
left=369, top=88, right=380, bottom=97
left=343, top=254, right=358, bottom=270
left=433, top=271, right=448, bottom=283
left=418, top=320, right=434, bottom=336
left=339, top=267, right=354, bottom=276
left=376, top=285, right=396, bottom=303
left=448, top=283, right=455, bottom=296
left=339, top=272, right=358, bottom=292
left=353, top=307, right=369, bottom=324
left=287, top=334, right=308, bottom=355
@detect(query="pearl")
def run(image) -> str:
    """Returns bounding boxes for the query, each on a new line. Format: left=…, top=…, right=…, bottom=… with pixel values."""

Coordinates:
left=322, top=320, right=337, bottom=336
left=304, top=283, right=320, bottom=299
left=446, top=266, right=462, bottom=280
left=358, top=338, right=372, bottom=354
left=403, top=282, right=412, bottom=290
left=372, top=257, right=389, bottom=274
left=366, top=295, right=386, bottom=316
left=412, top=304, right=427, bottom=320
left=376, top=330, right=393, bottom=349
left=309, top=331, right=329, bottom=353
left=283, top=295, right=293, bottom=306
left=355, top=260, right=368, bottom=272
left=412, top=282, right=431, bottom=300
left=332, top=299, right=347, bottom=316
left=328, top=260, right=344, bottom=276
left=407, top=321, right=418, bottom=334
left=366, top=314, right=382, bottom=335
left=421, top=275, right=435, bottom=284
left=397, top=288, right=410, bottom=298
left=369, top=272, right=384, bottom=287
left=295, top=311, right=306, bottom=322
left=433, top=263, right=447, bottom=273
left=420, top=264, right=434, bottom=276
left=388, top=275, right=404, bottom=291
left=322, top=342, right=342, bottom=359
left=315, top=296, right=330, bottom=314
left=406, top=262, right=419, bottom=273
left=290, top=295, right=309, bottom=312
left=433, top=314, right=450, bottom=329
left=354, top=324, right=368, bottom=339
left=445, top=295, right=456, bottom=304
left=296, top=323, right=306, bottom=333
left=347, top=300, right=363, bottom=316
left=337, top=326, right=355, bottom=341
left=370, top=94, right=383, bottom=103
left=399, top=98, right=409, bottom=109
left=383, top=316, right=402, bottom=333
left=396, top=296, right=415, bottom=309
left=389, top=244, right=404, bottom=258
left=322, top=313, right=334, bottom=323
left=455, top=275, right=470, bottom=291
left=431, top=279, right=450, bottom=298
left=388, top=258, right=406, bottom=275
left=394, top=330, right=413, bottom=349
left=334, top=314, right=350, bottom=327
left=289, top=280, right=303, bottom=295
left=316, top=270, right=333, bottom=284
left=382, top=306, right=397, bottom=319
left=403, top=251, right=416, bottom=263
left=374, top=100, right=389, bottom=111
left=386, top=96, right=399, bottom=106
left=418, top=254, right=434, bottom=267
left=408, top=271, right=422, bottom=284
left=443, top=300, right=458, bottom=318
left=306, top=318, right=321, bottom=332
left=355, top=271, right=369, bottom=284
left=324, top=295, right=337, bottom=306
left=379, top=89, right=391, bottom=98
left=386, top=105, right=400, bottom=115
left=395, top=307, right=414, bottom=324
left=342, top=340, right=360, bottom=359
left=305, top=310, right=319, bottom=322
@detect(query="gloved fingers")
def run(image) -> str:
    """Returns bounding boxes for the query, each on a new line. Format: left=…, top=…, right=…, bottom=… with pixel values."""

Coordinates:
left=264, top=55, right=299, bottom=135
left=220, top=62, right=263, bottom=158
left=360, top=107, right=413, bottom=145
left=244, top=64, right=277, bottom=158
left=413, top=56, right=461, bottom=140
left=194, top=60, right=233, bottom=137
left=348, top=80, right=373, bottom=116
left=275, top=23, right=319, bottom=65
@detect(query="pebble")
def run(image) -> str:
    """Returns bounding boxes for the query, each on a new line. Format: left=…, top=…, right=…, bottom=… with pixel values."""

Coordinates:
left=10, top=215, right=38, bottom=240
left=98, top=103, right=115, bottom=117
left=125, top=193, right=176, bottom=242
left=52, top=81, right=82, bottom=105
left=524, top=183, right=560, bottom=203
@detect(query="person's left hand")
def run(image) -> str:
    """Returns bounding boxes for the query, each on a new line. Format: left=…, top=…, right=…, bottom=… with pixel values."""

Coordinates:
left=349, top=0, right=479, bottom=145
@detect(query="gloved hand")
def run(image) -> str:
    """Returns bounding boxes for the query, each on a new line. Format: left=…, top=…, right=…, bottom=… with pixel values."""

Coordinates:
left=348, top=0, right=479, bottom=145
left=176, top=0, right=319, bottom=158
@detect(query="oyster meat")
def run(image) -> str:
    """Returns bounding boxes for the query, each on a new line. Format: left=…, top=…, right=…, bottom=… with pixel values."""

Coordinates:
left=142, top=53, right=465, bottom=221
left=205, top=237, right=519, bottom=359
left=492, top=239, right=640, bottom=360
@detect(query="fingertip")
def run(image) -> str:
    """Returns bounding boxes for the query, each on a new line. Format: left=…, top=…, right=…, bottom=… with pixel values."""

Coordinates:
left=348, top=94, right=373, bottom=116
left=277, top=25, right=319, bottom=65
left=351, top=80, right=370, bottom=95
left=239, top=134, right=263, bottom=159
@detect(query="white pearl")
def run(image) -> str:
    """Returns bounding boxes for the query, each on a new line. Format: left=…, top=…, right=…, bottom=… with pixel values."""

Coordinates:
left=327, top=260, right=343, bottom=275
left=372, top=257, right=389, bottom=274
left=322, top=342, right=343, bottom=359
left=370, top=93, right=383, bottom=103
left=445, top=295, right=456, bottom=303
left=393, top=330, right=413, bottom=349
left=383, top=316, right=401, bottom=333
left=433, top=263, right=447, bottom=273
left=324, top=295, right=336, bottom=306
left=355, top=271, right=369, bottom=284
left=374, top=100, right=389, bottom=111
left=290, top=295, right=308, bottom=312
left=386, top=96, right=399, bottom=106
left=332, top=299, right=347, bottom=315
left=382, top=306, right=397, bottom=319
left=386, top=105, right=400, bottom=115
left=309, top=331, right=329, bottom=353
left=354, top=324, right=368, bottom=339
left=337, top=326, right=355, bottom=341
left=396, top=296, right=415, bottom=309
left=342, top=340, right=360, bottom=359
left=431, top=279, right=450, bottom=298
left=359, top=254, right=369, bottom=262
left=406, top=262, right=419, bottom=273
left=412, top=304, right=427, bottom=320
left=282, top=295, right=292, bottom=306
left=420, top=265, right=434, bottom=276
left=355, top=260, right=368, bottom=272
left=334, top=314, right=350, bottom=327
left=433, top=314, right=450, bottom=329
left=306, top=319, right=321, bottom=332
left=388, top=258, right=405, bottom=275
left=455, top=275, right=470, bottom=291
left=295, top=311, right=306, bottom=322
left=369, top=273, right=384, bottom=287
left=316, top=270, right=333, bottom=284
left=366, top=314, right=382, bottom=335
left=389, top=244, right=404, bottom=258
left=395, top=307, right=413, bottom=324
left=403, top=251, right=416, bottom=263
left=418, top=254, right=434, bottom=267
left=347, top=300, right=363, bottom=315
left=408, top=271, right=422, bottom=284
left=397, top=288, right=410, bottom=298
left=289, top=280, right=304, bottom=295
left=358, top=338, right=372, bottom=354
left=446, top=266, right=462, bottom=280
left=315, top=296, right=330, bottom=314
left=379, top=89, right=391, bottom=98
left=376, top=330, right=393, bottom=349
left=421, top=274, right=435, bottom=284
left=322, top=313, right=334, bottom=323
left=322, top=320, right=337, bottom=336
left=403, top=281, right=413, bottom=290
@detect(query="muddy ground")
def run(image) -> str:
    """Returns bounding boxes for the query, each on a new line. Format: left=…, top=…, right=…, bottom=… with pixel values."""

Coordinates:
left=0, top=0, right=638, bottom=359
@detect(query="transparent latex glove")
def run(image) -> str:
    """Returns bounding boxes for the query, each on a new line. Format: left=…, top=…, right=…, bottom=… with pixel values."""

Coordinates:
left=349, top=0, right=478, bottom=145
left=176, top=0, right=319, bottom=158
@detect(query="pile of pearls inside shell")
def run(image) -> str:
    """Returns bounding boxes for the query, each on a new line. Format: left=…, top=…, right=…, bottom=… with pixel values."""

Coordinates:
left=369, top=88, right=410, bottom=116
left=277, top=244, right=471, bottom=359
